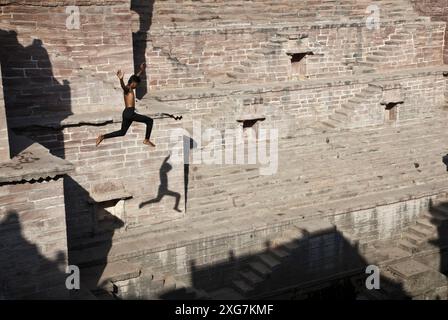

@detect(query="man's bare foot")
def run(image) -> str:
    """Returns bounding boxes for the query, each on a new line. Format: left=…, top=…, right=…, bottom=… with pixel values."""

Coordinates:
left=96, top=135, right=104, bottom=147
left=143, top=139, right=156, bottom=147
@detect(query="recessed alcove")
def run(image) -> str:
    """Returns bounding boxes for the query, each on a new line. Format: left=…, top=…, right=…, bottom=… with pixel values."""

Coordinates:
left=237, top=116, right=266, bottom=129
left=88, top=181, right=132, bottom=234
left=287, top=51, right=314, bottom=80
left=383, top=101, right=404, bottom=122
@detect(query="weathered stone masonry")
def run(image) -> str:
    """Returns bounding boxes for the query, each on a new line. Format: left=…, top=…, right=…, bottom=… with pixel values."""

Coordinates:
left=1, top=0, right=448, bottom=299
left=0, top=68, right=9, bottom=162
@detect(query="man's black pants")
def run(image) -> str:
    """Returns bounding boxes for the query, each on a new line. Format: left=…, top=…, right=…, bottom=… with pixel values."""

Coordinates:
left=104, top=107, right=153, bottom=140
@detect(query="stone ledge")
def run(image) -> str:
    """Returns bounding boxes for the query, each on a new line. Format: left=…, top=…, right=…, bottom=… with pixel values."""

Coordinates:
left=0, top=133, right=74, bottom=184
left=149, top=17, right=437, bottom=36
left=153, top=65, right=448, bottom=101
left=88, top=181, right=132, bottom=203
left=7, top=66, right=447, bottom=130
left=0, top=0, right=126, bottom=6
left=8, top=98, right=188, bottom=130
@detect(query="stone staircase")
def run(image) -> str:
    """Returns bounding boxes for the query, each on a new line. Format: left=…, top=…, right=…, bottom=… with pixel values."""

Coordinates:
left=350, top=199, right=448, bottom=299
left=187, top=117, right=448, bottom=218
left=207, top=227, right=308, bottom=300
left=204, top=200, right=448, bottom=300
left=320, top=84, right=383, bottom=129
left=354, top=259, right=448, bottom=300
left=398, top=202, right=448, bottom=254
left=194, top=203, right=448, bottom=300
left=353, top=24, right=443, bottom=74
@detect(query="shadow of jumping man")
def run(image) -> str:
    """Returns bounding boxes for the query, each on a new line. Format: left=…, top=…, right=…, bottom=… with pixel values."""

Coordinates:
left=139, top=154, right=181, bottom=212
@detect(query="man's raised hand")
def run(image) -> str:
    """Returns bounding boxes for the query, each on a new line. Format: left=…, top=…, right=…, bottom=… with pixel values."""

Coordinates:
left=139, top=63, right=146, bottom=71
left=117, top=70, right=124, bottom=80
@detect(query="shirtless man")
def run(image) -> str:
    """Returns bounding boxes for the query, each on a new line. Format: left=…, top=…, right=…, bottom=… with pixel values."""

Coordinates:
left=96, top=63, right=155, bottom=147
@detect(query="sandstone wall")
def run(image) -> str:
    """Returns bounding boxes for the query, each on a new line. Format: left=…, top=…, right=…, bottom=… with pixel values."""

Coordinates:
left=0, top=0, right=133, bottom=119
left=0, top=0, right=447, bottom=299
left=0, top=68, right=9, bottom=162
left=412, top=0, right=448, bottom=63
left=17, top=122, right=188, bottom=247
left=146, top=22, right=445, bottom=91
left=158, top=71, right=447, bottom=139
left=0, top=178, right=68, bottom=299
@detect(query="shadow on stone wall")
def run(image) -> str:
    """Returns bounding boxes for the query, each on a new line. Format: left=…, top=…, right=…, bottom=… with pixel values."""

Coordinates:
left=428, top=200, right=448, bottom=275
left=140, top=154, right=182, bottom=212
left=0, top=210, right=67, bottom=299
left=159, top=229, right=412, bottom=300
left=183, top=136, right=197, bottom=212
left=0, top=31, right=119, bottom=299
left=131, top=0, right=155, bottom=100
left=0, top=29, right=72, bottom=157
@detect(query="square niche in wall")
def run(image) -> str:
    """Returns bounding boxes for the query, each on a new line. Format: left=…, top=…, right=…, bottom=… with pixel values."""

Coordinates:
left=383, top=101, right=404, bottom=123
left=380, top=87, right=404, bottom=123
left=287, top=51, right=313, bottom=80
left=88, top=181, right=132, bottom=234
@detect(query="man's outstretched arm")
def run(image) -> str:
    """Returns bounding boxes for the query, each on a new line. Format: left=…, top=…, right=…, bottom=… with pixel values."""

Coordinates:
left=117, top=69, right=128, bottom=93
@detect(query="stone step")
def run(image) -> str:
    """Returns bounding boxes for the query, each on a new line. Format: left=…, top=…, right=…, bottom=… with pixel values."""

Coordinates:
left=281, top=240, right=300, bottom=251
left=189, top=135, right=446, bottom=190
left=248, top=261, right=272, bottom=278
left=404, top=233, right=425, bottom=246
left=388, top=259, right=432, bottom=280
left=330, top=111, right=349, bottom=122
left=191, top=173, right=446, bottom=217
left=258, top=253, right=281, bottom=269
left=232, top=279, right=254, bottom=295
left=191, top=169, right=446, bottom=216
left=82, top=261, right=141, bottom=292
left=408, top=224, right=436, bottom=239
left=269, top=247, right=291, bottom=259
left=416, top=218, right=437, bottom=232
left=239, top=270, right=264, bottom=286
left=398, top=239, right=418, bottom=254
left=221, top=160, right=445, bottom=203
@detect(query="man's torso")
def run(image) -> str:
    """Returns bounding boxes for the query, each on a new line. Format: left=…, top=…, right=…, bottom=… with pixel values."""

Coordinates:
left=124, top=89, right=135, bottom=108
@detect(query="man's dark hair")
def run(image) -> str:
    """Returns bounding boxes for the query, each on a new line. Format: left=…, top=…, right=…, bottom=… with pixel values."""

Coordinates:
left=128, top=75, right=141, bottom=85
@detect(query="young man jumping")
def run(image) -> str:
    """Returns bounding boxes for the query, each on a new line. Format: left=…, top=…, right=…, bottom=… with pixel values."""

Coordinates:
left=96, top=63, right=155, bottom=147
